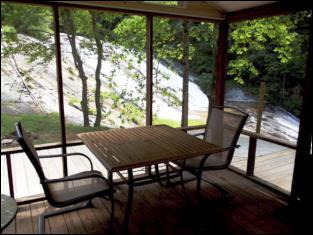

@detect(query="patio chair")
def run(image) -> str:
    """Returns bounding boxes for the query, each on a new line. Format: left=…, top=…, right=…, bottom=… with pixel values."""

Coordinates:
left=169, top=104, right=248, bottom=199
left=15, top=122, right=115, bottom=234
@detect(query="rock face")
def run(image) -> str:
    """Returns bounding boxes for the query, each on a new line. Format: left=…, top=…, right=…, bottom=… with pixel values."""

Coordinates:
left=225, top=87, right=257, bottom=102
left=1, top=33, right=299, bottom=144
left=225, top=101, right=299, bottom=142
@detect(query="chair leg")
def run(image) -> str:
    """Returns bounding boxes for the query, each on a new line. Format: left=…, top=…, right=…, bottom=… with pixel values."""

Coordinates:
left=196, top=170, right=203, bottom=202
left=166, top=164, right=171, bottom=184
left=155, top=164, right=167, bottom=186
left=179, top=170, right=187, bottom=195
left=158, top=163, right=171, bottom=186
left=38, top=200, right=92, bottom=234
left=154, top=164, right=161, bottom=184
left=38, top=213, right=45, bottom=234
left=146, top=165, right=152, bottom=176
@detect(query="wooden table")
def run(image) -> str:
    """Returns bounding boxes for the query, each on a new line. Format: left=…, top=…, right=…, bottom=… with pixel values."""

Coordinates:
left=78, top=125, right=222, bottom=172
left=78, top=125, right=223, bottom=232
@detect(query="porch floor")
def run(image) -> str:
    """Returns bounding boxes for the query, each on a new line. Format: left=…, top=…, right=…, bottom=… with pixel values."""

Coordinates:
left=1, top=168, right=306, bottom=234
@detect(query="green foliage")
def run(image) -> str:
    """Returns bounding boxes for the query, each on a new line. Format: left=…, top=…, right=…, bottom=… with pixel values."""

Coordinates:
left=68, top=97, right=81, bottom=106
left=113, top=15, right=146, bottom=61
left=90, top=87, right=145, bottom=125
left=2, top=2, right=310, bottom=119
left=1, top=112, right=109, bottom=144
left=227, top=11, right=311, bottom=115
left=67, top=66, right=75, bottom=75
left=118, top=102, right=145, bottom=125
left=1, top=3, right=55, bottom=65
left=88, top=107, right=97, bottom=115
left=112, top=16, right=197, bottom=112
left=1, top=112, right=60, bottom=137
left=152, top=117, right=205, bottom=128
left=1, top=3, right=53, bottom=39
left=188, top=22, right=218, bottom=95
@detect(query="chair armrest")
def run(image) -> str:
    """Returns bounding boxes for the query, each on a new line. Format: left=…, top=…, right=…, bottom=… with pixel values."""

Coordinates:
left=42, top=172, right=114, bottom=189
left=192, top=132, right=205, bottom=137
left=38, top=152, right=94, bottom=170
left=173, top=145, right=240, bottom=167
left=223, top=145, right=240, bottom=151
left=210, top=145, right=240, bottom=154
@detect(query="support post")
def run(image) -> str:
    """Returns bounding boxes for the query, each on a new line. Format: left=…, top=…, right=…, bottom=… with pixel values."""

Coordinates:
left=290, top=16, right=312, bottom=207
left=247, top=82, right=266, bottom=176
left=145, top=15, right=153, bottom=174
left=6, top=154, right=15, bottom=198
left=256, top=82, right=266, bottom=133
left=247, top=137, right=257, bottom=176
left=146, top=15, right=153, bottom=126
left=52, top=5, right=67, bottom=176
left=181, top=20, right=190, bottom=128
left=215, top=21, right=229, bottom=106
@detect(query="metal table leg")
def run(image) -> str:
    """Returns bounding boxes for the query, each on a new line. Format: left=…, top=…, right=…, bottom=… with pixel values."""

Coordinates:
left=122, top=169, right=134, bottom=234
left=108, top=171, right=113, bottom=183
left=107, top=171, right=115, bottom=232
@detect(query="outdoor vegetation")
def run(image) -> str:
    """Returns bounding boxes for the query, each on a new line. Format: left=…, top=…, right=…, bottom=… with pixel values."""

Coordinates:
left=1, top=112, right=110, bottom=144
left=1, top=2, right=311, bottom=147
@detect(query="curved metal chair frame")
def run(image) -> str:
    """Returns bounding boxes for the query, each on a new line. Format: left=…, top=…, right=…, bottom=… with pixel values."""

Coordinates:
left=15, top=122, right=115, bottom=234
left=163, top=104, right=248, bottom=199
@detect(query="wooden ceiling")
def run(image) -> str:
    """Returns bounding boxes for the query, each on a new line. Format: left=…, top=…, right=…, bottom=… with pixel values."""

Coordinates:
left=14, top=1, right=305, bottom=23
left=55, top=1, right=280, bottom=21
left=206, top=1, right=276, bottom=13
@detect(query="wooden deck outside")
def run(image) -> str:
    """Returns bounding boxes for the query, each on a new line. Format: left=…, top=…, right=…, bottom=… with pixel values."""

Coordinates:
left=1, top=167, right=306, bottom=234
left=231, top=149, right=295, bottom=192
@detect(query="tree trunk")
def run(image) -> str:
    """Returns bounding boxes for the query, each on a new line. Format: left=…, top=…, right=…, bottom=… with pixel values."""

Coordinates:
left=68, top=36, right=90, bottom=127
left=181, top=21, right=190, bottom=127
left=62, top=9, right=89, bottom=126
left=90, top=11, right=103, bottom=127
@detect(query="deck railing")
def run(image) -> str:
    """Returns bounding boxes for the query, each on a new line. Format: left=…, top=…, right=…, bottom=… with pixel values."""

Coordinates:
left=1, top=125, right=297, bottom=202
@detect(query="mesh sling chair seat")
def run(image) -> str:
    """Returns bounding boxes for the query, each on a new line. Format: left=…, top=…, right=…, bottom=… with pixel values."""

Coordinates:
left=15, top=122, right=115, bottom=234
left=170, top=104, right=248, bottom=199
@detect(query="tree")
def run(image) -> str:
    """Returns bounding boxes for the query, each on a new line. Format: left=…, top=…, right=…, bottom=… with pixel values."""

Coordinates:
left=1, top=3, right=55, bottom=114
left=88, top=11, right=123, bottom=126
left=227, top=11, right=311, bottom=115
left=60, top=9, right=90, bottom=126
left=113, top=16, right=201, bottom=126
left=112, top=16, right=184, bottom=114
left=60, top=9, right=123, bottom=127
left=1, top=3, right=55, bottom=66
left=183, top=21, right=219, bottom=105
left=90, top=11, right=104, bottom=126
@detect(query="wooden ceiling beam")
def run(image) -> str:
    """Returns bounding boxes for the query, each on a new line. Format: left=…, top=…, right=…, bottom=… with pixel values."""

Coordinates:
left=55, top=1, right=225, bottom=20
left=227, top=2, right=312, bottom=23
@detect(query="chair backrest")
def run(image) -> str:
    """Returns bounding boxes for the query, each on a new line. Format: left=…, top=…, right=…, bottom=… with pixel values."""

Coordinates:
left=204, top=104, right=248, bottom=166
left=15, top=122, right=46, bottom=181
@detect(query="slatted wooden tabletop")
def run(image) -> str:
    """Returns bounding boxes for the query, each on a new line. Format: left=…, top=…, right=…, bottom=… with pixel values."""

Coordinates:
left=77, top=125, right=223, bottom=172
